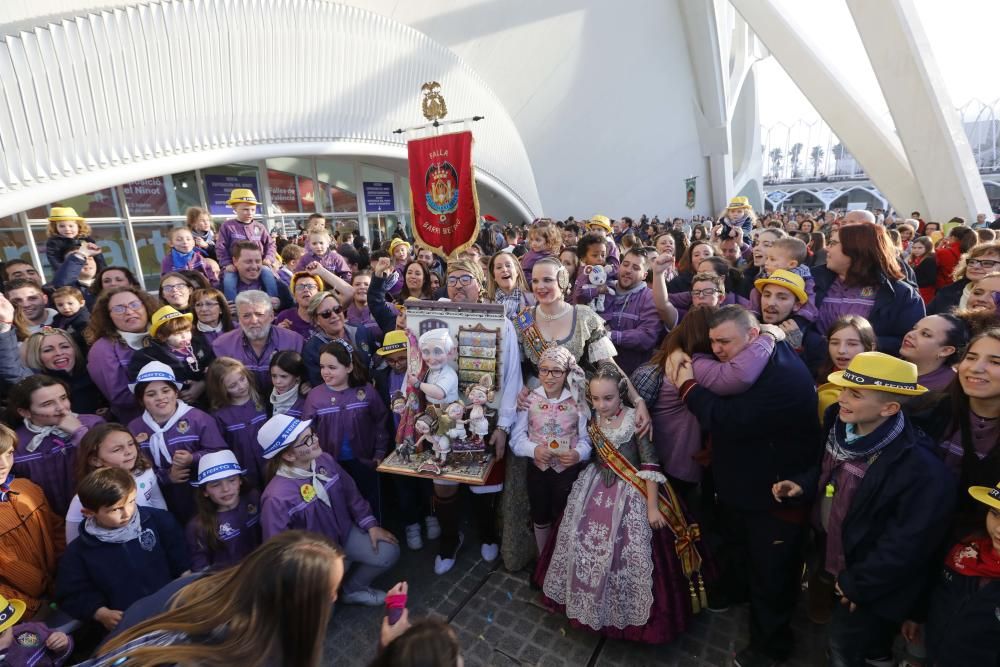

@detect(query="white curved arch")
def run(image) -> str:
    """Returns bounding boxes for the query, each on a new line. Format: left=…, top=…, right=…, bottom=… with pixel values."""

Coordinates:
left=0, top=0, right=541, bottom=219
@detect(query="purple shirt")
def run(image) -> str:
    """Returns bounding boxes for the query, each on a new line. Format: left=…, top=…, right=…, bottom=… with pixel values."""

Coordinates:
left=128, top=407, right=227, bottom=520
left=520, top=250, right=554, bottom=276
left=259, top=453, right=378, bottom=543
left=14, top=414, right=105, bottom=517
left=211, top=326, right=304, bottom=396
left=601, top=283, right=664, bottom=376
left=216, top=218, right=275, bottom=268
left=301, top=384, right=390, bottom=465
left=652, top=336, right=774, bottom=483
left=87, top=338, right=142, bottom=424
left=274, top=308, right=315, bottom=339
left=185, top=489, right=262, bottom=572
left=816, top=279, right=876, bottom=336
left=919, top=364, right=956, bottom=392
left=294, top=249, right=352, bottom=282
left=938, top=409, right=998, bottom=475
left=214, top=400, right=269, bottom=491
left=346, top=303, right=383, bottom=341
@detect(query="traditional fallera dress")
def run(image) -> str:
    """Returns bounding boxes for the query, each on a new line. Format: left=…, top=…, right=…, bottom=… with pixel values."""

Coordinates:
left=537, top=407, right=706, bottom=645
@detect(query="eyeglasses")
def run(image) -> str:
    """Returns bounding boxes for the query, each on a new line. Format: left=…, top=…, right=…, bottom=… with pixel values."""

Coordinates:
left=968, top=258, right=1000, bottom=269
left=691, top=288, right=721, bottom=298
left=293, top=433, right=319, bottom=449
left=110, top=300, right=144, bottom=315
left=194, top=301, right=220, bottom=309
left=446, top=275, right=475, bottom=287
left=295, top=283, right=318, bottom=292
left=538, top=368, right=566, bottom=377
left=161, top=283, right=189, bottom=293
left=317, top=306, right=343, bottom=319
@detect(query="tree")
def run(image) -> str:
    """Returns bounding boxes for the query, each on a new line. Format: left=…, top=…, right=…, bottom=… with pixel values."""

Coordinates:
left=768, top=148, right=784, bottom=180
left=809, top=145, right=825, bottom=178
left=789, top=143, right=804, bottom=178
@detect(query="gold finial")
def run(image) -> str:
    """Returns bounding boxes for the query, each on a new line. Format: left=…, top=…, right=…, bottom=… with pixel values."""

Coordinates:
left=421, top=82, right=448, bottom=121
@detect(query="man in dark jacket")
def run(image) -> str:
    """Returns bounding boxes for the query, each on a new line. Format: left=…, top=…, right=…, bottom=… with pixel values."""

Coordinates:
left=774, top=352, right=955, bottom=667
left=674, top=305, right=820, bottom=666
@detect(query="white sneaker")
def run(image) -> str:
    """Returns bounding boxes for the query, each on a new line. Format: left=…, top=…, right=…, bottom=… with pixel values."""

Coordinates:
left=341, top=588, right=387, bottom=606
left=434, top=532, right=464, bottom=575
left=481, top=542, right=500, bottom=563
left=405, top=523, right=423, bottom=550
left=425, top=515, right=441, bottom=540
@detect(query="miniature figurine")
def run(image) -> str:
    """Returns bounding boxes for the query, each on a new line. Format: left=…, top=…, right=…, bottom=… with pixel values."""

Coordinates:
left=411, top=328, right=459, bottom=407
left=397, top=435, right=415, bottom=463
left=443, top=400, right=468, bottom=442
left=390, top=391, right=407, bottom=415
left=466, top=375, right=493, bottom=442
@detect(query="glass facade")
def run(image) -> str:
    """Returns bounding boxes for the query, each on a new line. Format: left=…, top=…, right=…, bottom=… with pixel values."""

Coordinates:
left=8, top=157, right=411, bottom=290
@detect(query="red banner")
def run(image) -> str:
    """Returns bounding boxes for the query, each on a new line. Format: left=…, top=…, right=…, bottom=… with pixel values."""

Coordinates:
left=407, top=131, right=480, bottom=259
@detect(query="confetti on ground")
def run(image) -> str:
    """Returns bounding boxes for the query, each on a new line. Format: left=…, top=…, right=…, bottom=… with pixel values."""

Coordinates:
left=486, top=611, right=494, bottom=623
left=478, top=634, right=486, bottom=642
left=506, top=591, right=513, bottom=601
left=559, top=628, right=566, bottom=636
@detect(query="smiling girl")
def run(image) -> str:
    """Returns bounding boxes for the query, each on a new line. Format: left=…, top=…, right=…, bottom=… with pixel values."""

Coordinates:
left=816, top=316, right=877, bottom=419
left=487, top=250, right=533, bottom=320
left=186, top=450, right=261, bottom=572
left=301, top=340, right=390, bottom=515
left=128, top=361, right=227, bottom=522
left=206, top=357, right=269, bottom=491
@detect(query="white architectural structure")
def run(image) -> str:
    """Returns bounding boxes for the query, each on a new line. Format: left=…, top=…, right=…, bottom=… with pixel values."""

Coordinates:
left=732, top=0, right=991, bottom=221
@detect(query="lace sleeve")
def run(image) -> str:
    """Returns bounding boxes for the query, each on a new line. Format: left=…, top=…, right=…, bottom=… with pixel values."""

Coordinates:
left=636, top=433, right=667, bottom=483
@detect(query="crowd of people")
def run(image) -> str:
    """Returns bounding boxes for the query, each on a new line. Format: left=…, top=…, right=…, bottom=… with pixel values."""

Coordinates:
left=1, top=191, right=999, bottom=667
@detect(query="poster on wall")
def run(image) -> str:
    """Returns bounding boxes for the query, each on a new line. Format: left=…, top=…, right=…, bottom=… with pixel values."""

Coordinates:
left=363, top=181, right=395, bottom=212
left=299, top=177, right=316, bottom=212
left=685, top=177, right=697, bottom=210
left=204, top=174, right=260, bottom=215
left=267, top=169, right=299, bottom=213
left=122, top=178, right=169, bottom=216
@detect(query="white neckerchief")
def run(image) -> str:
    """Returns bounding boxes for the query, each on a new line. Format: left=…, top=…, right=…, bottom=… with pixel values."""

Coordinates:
left=118, top=329, right=149, bottom=351
left=197, top=320, right=222, bottom=334
left=141, top=402, right=194, bottom=467
left=270, top=383, right=301, bottom=416
left=85, top=509, right=142, bottom=544
left=78, top=278, right=95, bottom=287
left=23, top=417, right=75, bottom=452
left=277, top=460, right=332, bottom=507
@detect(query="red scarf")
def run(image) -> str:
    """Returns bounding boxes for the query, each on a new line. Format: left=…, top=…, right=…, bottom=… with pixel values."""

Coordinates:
left=945, top=537, right=1000, bottom=579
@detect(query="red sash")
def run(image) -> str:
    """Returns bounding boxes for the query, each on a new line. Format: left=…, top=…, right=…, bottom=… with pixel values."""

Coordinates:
left=589, top=421, right=707, bottom=612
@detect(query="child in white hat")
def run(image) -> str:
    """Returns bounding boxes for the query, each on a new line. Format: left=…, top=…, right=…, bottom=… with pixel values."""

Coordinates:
left=186, top=450, right=261, bottom=572
left=257, top=414, right=399, bottom=606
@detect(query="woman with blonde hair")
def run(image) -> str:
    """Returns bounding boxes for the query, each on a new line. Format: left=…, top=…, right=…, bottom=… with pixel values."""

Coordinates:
left=486, top=250, right=534, bottom=320
left=85, top=531, right=346, bottom=667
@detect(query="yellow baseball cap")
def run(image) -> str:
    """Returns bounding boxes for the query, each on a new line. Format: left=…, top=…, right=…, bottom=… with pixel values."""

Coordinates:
left=149, top=305, right=193, bottom=338
left=827, top=351, right=928, bottom=396
left=226, top=188, right=262, bottom=207
left=754, top=269, right=808, bottom=305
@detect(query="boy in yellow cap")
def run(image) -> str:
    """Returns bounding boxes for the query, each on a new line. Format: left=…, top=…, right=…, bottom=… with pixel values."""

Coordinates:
left=914, top=480, right=1000, bottom=666
left=385, top=239, right=411, bottom=297
left=217, top=189, right=279, bottom=301
left=719, top=196, right=756, bottom=239
left=771, top=352, right=955, bottom=667
left=45, top=206, right=107, bottom=274
left=585, top=215, right=620, bottom=270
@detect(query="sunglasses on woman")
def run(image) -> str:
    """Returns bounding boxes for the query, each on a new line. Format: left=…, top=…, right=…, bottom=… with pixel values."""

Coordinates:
left=317, top=306, right=343, bottom=319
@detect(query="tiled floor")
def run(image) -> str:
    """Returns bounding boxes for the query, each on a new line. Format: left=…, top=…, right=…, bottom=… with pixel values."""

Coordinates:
left=322, top=533, right=829, bottom=666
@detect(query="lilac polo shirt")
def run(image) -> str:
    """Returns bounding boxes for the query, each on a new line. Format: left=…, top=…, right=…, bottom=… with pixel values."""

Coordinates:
left=816, top=279, right=875, bottom=336
left=211, top=326, right=304, bottom=395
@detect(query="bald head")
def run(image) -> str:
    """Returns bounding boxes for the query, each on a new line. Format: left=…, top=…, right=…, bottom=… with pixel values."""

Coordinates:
left=841, top=210, right=876, bottom=226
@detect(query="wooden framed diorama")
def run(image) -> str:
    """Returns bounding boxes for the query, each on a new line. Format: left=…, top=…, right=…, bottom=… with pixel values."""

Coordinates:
left=377, top=300, right=505, bottom=484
